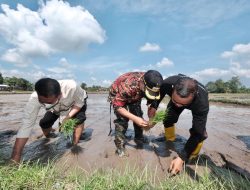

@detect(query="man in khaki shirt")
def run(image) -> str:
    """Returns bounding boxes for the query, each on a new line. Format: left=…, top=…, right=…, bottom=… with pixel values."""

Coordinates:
left=11, top=78, right=88, bottom=163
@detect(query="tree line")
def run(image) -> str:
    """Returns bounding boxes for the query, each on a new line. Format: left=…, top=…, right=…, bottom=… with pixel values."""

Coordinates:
left=0, top=73, right=33, bottom=91
left=80, top=82, right=109, bottom=92
left=1, top=73, right=249, bottom=93
left=205, top=76, right=250, bottom=93
left=0, top=73, right=109, bottom=92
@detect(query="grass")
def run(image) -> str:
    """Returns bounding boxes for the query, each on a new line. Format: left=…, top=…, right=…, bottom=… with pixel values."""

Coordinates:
left=157, top=93, right=250, bottom=106
left=0, top=160, right=249, bottom=190
left=209, top=93, right=250, bottom=106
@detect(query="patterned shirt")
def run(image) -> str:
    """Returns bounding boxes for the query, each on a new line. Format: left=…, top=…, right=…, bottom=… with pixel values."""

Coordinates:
left=17, top=80, right=87, bottom=138
left=109, top=72, right=145, bottom=108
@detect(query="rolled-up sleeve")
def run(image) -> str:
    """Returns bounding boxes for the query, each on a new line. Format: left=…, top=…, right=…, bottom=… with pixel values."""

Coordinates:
left=73, top=86, right=87, bottom=108
left=16, top=93, right=41, bottom=138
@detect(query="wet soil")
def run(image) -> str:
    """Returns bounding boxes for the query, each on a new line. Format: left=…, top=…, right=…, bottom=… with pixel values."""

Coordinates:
left=0, top=94, right=249, bottom=178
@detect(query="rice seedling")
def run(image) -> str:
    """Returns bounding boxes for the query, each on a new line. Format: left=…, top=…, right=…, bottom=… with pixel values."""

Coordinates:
left=60, top=118, right=79, bottom=141
left=151, top=110, right=168, bottom=125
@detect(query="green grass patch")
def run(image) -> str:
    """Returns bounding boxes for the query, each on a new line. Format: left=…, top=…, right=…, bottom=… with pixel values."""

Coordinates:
left=209, top=93, right=250, bottom=106
left=148, top=93, right=250, bottom=106
left=0, top=161, right=249, bottom=190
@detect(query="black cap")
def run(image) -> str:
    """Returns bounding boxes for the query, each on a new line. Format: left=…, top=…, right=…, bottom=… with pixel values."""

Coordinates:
left=144, top=70, right=163, bottom=100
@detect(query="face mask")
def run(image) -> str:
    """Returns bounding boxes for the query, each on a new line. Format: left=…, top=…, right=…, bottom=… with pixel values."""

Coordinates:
left=42, top=98, right=60, bottom=110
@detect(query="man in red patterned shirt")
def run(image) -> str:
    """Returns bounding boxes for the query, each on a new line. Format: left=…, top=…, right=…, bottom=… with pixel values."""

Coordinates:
left=108, top=70, right=163, bottom=156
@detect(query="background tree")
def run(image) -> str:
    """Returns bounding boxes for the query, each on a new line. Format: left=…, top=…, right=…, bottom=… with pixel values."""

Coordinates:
left=4, top=77, right=18, bottom=88
left=214, top=79, right=226, bottom=93
left=3, top=76, right=33, bottom=91
left=205, top=76, right=250, bottom=93
left=205, top=81, right=217, bottom=93
left=0, top=73, right=3, bottom=84
left=80, top=82, right=87, bottom=89
left=228, top=76, right=241, bottom=93
left=16, top=78, right=32, bottom=90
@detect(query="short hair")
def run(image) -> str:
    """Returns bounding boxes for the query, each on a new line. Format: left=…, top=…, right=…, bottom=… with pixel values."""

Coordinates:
left=174, top=77, right=198, bottom=98
left=35, top=78, right=61, bottom=97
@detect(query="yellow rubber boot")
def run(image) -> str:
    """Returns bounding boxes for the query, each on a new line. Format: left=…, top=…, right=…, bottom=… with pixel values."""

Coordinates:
left=165, top=125, right=176, bottom=141
left=189, top=141, right=203, bottom=160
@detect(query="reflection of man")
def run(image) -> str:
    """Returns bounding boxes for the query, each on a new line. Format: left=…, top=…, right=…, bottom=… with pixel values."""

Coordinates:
left=11, top=78, right=88, bottom=163
left=108, top=70, right=163, bottom=156
left=154, top=74, right=209, bottom=175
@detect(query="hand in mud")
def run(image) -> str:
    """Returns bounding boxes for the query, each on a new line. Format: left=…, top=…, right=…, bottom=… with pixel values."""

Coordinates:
left=168, top=157, right=184, bottom=176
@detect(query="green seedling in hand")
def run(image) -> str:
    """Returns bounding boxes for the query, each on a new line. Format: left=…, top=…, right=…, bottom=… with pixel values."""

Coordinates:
left=151, top=110, right=168, bottom=125
left=60, top=118, right=79, bottom=141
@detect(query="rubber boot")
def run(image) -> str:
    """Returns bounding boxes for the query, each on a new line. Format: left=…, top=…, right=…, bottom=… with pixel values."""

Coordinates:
left=189, top=141, right=203, bottom=160
left=165, top=125, right=176, bottom=141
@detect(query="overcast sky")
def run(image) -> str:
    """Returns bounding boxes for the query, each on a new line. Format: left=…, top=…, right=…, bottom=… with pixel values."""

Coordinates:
left=0, top=0, right=250, bottom=87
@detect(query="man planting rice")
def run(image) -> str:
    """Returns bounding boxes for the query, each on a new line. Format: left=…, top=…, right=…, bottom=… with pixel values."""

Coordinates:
left=11, top=78, right=87, bottom=163
left=152, top=74, right=209, bottom=175
left=108, top=70, right=163, bottom=157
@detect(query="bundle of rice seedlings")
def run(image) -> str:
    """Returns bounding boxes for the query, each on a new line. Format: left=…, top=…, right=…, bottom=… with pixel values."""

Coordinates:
left=60, top=118, right=79, bottom=140
left=151, top=110, right=168, bottom=125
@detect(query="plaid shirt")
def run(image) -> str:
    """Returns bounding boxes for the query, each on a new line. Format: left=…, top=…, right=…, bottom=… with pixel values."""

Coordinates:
left=109, top=72, right=145, bottom=108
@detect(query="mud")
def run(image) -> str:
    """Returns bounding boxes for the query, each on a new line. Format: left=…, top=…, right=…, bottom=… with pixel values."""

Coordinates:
left=0, top=94, right=249, bottom=178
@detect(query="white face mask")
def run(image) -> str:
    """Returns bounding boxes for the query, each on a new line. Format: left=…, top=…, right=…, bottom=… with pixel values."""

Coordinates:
left=43, top=98, right=60, bottom=110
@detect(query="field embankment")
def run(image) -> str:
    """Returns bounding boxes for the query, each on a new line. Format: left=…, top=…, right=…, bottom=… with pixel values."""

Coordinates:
left=209, top=93, right=250, bottom=106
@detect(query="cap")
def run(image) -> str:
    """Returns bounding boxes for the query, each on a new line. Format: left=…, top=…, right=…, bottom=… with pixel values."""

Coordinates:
left=143, top=70, right=163, bottom=100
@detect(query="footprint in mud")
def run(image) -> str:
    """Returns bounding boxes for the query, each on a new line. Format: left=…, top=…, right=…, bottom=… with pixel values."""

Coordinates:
left=80, top=128, right=93, bottom=142
left=102, top=150, right=109, bottom=158
left=0, top=130, right=17, bottom=137
left=0, top=112, right=10, bottom=117
left=0, top=130, right=17, bottom=142
left=237, top=135, right=250, bottom=150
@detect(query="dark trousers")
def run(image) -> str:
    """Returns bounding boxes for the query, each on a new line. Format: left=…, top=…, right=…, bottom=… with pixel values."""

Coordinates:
left=39, top=104, right=87, bottom=129
left=113, top=101, right=143, bottom=149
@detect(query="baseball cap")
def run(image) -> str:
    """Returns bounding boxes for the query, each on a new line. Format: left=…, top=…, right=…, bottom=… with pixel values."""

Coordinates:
left=143, top=70, right=163, bottom=100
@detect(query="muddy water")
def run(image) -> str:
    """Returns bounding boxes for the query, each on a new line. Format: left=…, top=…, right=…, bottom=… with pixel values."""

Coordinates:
left=0, top=94, right=249, bottom=178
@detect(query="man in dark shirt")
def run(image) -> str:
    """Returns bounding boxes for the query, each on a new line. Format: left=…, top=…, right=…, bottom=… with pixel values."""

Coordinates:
left=153, top=74, right=209, bottom=175
left=108, top=70, right=163, bottom=157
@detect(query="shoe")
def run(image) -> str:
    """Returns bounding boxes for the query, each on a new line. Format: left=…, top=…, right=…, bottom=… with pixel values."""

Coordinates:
left=45, top=132, right=58, bottom=138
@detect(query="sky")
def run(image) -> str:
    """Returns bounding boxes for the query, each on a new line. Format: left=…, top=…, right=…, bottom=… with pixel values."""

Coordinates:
left=0, top=0, right=250, bottom=87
